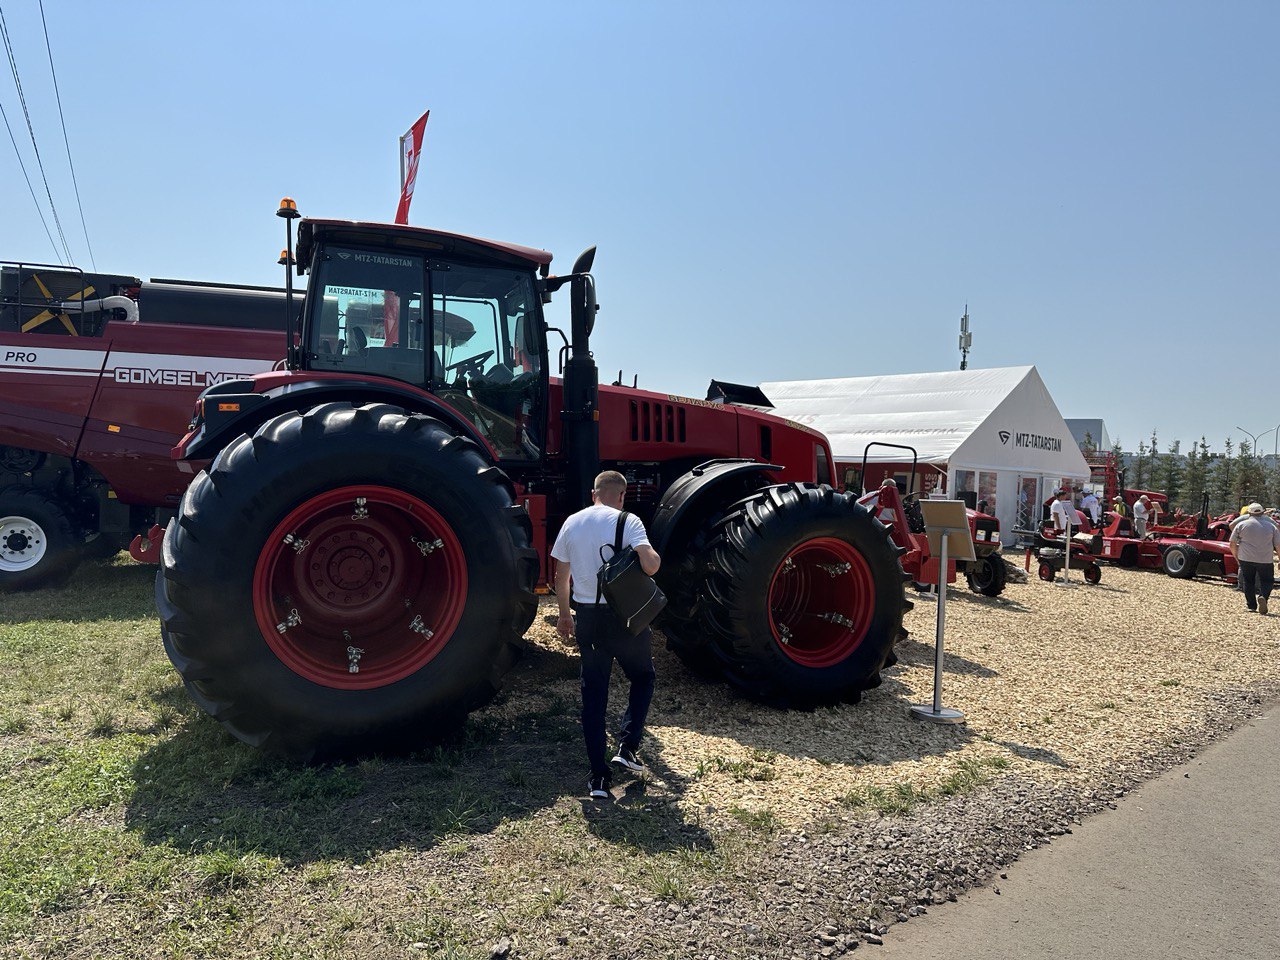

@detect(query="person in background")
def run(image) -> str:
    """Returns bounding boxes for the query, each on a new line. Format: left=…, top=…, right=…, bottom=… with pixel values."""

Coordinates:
left=1133, top=495, right=1151, bottom=538
left=552, top=470, right=662, bottom=800
left=1050, top=489, right=1077, bottom=535
left=1080, top=488, right=1102, bottom=528
left=1112, top=495, right=1127, bottom=517
left=1229, top=503, right=1280, bottom=614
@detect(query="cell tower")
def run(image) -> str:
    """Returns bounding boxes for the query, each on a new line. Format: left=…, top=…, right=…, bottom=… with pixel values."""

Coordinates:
left=959, top=306, right=972, bottom=371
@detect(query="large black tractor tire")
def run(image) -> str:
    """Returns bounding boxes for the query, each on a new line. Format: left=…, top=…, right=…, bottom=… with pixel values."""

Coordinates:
left=694, top=483, right=907, bottom=706
left=0, top=486, right=82, bottom=591
left=1162, top=543, right=1200, bottom=579
left=656, top=523, right=729, bottom=681
left=156, top=403, right=538, bottom=761
left=965, top=553, right=1008, bottom=597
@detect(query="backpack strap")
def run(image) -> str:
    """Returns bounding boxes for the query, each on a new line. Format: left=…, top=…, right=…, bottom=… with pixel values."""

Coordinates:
left=595, top=511, right=631, bottom=605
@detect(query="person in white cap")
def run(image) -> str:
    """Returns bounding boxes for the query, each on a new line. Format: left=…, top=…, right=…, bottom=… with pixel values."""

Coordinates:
left=1132, top=495, right=1151, bottom=538
left=1229, top=503, right=1280, bottom=614
left=1080, top=488, right=1101, bottom=528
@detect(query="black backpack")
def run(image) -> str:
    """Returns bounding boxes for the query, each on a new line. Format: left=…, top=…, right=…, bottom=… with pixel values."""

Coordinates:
left=595, top=511, right=667, bottom=635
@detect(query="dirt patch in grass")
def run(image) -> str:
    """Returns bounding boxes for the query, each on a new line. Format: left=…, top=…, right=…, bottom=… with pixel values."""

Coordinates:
left=1, top=554, right=1277, bottom=957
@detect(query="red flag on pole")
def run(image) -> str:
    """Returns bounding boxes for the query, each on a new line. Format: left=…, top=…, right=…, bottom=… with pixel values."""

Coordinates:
left=395, top=110, right=430, bottom=225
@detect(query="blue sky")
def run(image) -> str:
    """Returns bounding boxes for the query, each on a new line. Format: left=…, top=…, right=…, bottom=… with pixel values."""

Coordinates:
left=4, top=1, right=1276, bottom=454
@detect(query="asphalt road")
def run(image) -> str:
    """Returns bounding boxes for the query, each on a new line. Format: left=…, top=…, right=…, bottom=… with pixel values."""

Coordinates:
left=878, top=707, right=1279, bottom=960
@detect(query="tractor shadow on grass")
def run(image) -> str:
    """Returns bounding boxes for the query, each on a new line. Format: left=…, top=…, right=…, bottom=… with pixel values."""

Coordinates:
left=124, top=639, right=713, bottom=866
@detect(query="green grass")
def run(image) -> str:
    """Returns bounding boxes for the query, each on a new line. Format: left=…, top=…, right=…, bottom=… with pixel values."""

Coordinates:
left=839, top=756, right=1011, bottom=816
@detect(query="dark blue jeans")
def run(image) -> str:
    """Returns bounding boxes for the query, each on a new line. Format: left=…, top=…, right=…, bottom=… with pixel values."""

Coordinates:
left=573, top=603, right=656, bottom=779
left=1238, top=561, right=1274, bottom=610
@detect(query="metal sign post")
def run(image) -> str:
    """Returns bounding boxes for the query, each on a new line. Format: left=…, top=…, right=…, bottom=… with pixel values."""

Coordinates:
left=1061, top=517, right=1072, bottom=585
left=911, top=501, right=976, bottom=725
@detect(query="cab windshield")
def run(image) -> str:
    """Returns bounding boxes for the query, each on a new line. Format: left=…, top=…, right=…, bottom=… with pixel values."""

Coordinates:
left=305, top=246, right=544, bottom=459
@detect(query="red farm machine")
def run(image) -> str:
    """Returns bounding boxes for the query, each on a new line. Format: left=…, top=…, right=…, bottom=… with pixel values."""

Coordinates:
left=154, top=203, right=911, bottom=760
left=0, top=262, right=286, bottom=588
left=851, top=443, right=1008, bottom=597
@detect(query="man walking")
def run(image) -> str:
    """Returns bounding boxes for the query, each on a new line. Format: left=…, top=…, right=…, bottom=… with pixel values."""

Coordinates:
left=551, top=470, right=662, bottom=799
left=1229, top=503, right=1280, bottom=614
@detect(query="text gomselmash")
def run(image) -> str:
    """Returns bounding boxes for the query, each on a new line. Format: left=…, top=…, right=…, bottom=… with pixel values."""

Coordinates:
left=113, top=367, right=244, bottom=387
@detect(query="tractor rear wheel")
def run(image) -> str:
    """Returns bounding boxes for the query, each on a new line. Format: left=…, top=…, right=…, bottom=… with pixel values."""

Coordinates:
left=695, top=484, right=906, bottom=706
left=1162, top=543, right=1199, bottom=579
left=0, top=487, right=82, bottom=590
left=156, top=403, right=538, bottom=761
left=965, top=553, right=1008, bottom=597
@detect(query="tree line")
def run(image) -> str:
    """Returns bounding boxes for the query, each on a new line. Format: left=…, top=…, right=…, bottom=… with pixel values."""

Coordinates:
left=1086, top=431, right=1279, bottom=515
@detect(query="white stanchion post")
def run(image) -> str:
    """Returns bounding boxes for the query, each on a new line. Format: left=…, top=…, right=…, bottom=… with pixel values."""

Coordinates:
left=911, top=524, right=965, bottom=725
left=1061, top=517, right=1072, bottom=586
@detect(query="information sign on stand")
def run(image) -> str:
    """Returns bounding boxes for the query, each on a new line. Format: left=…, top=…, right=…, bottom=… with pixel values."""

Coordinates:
left=911, top=500, right=976, bottom=725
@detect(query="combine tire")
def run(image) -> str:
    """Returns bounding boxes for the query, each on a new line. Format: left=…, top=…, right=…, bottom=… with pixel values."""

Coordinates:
left=965, top=553, right=1008, bottom=597
left=156, top=403, right=538, bottom=761
left=0, top=487, right=82, bottom=590
left=1162, top=543, right=1199, bottom=579
left=696, top=484, right=906, bottom=706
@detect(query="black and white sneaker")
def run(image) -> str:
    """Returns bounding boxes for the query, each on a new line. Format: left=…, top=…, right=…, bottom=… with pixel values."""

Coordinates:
left=587, top=775, right=610, bottom=799
left=612, top=744, right=645, bottom=773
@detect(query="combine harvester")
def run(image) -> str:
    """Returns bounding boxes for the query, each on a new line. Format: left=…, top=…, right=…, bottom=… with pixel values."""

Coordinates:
left=0, top=263, right=285, bottom=588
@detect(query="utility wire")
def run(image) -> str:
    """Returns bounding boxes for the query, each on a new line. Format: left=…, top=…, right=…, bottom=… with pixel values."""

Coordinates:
left=0, top=3, right=73, bottom=264
left=0, top=97, right=60, bottom=260
left=38, top=0, right=94, bottom=270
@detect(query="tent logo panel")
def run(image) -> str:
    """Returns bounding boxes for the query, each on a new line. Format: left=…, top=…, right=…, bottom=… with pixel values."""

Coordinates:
left=999, top=430, right=1063, bottom=452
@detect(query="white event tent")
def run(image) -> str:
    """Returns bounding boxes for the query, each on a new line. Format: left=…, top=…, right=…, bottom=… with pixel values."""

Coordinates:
left=760, top=366, right=1089, bottom=537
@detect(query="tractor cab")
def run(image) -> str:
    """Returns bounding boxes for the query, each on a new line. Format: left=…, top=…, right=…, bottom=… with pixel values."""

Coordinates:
left=295, top=220, right=553, bottom=461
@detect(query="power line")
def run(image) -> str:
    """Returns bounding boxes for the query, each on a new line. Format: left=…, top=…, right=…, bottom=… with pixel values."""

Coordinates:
left=0, top=3, right=73, bottom=264
left=0, top=96, right=60, bottom=260
left=38, top=0, right=94, bottom=270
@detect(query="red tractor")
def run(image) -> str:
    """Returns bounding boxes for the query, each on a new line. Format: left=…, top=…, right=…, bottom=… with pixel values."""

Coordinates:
left=1, top=261, right=285, bottom=588
left=155, top=205, right=910, bottom=760
left=1094, top=493, right=1239, bottom=582
left=851, top=444, right=1008, bottom=597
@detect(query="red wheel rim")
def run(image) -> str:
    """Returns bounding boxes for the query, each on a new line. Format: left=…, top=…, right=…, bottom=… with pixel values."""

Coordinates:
left=766, top=537, right=875, bottom=668
left=252, top=485, right=468, bottom=690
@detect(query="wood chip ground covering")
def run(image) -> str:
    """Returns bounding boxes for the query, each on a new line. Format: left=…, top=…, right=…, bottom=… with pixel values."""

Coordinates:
left=5, top=558, right=1279, bottom=959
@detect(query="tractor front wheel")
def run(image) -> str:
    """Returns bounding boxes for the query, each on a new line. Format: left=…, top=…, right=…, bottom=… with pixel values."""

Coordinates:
left=1162, top=544, right=1199, bottom=579
left=965, top=553, right=1008, bottom=597
left=1038, top=561, right=1055, bottom=582
left=156, top=403, right=538, bottom=761
left=695, top=484, right=906, bottom=706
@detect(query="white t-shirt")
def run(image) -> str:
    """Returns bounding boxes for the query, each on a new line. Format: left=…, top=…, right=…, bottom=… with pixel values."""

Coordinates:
left=1080, top=493, right=1100, bottom=524
left=1050, top=499, right=1077, bottom=532
left=1133, top=500, right=1148, bottom=522
left=550, top=504, right=651, bottom=603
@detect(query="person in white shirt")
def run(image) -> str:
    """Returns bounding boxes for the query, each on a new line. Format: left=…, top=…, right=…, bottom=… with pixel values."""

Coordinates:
left=1080, top=489, right=1101, bottom=528
left=1132, top=496, right=1150, bottom=538
left=1049, top=489, right=1078, bottom=535
left=551, top=470, right=661, bottom=800
left=1229, top=503, right=1280, bottom=614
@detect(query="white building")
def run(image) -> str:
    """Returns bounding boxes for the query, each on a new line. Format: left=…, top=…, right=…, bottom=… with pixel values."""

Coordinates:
left=1065, top=418, right=1111, bottom=452
left=761, top=365, right=1089, bottom=538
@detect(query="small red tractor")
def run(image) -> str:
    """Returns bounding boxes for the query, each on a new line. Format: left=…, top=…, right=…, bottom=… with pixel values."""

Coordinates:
left=155, top=204, right=910, bottom=760
left=1, top=261, right=285, bottom=588
left=1093, top=493, right=1239, bottom=582
left=851, top=444, right=1008, bottom=597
